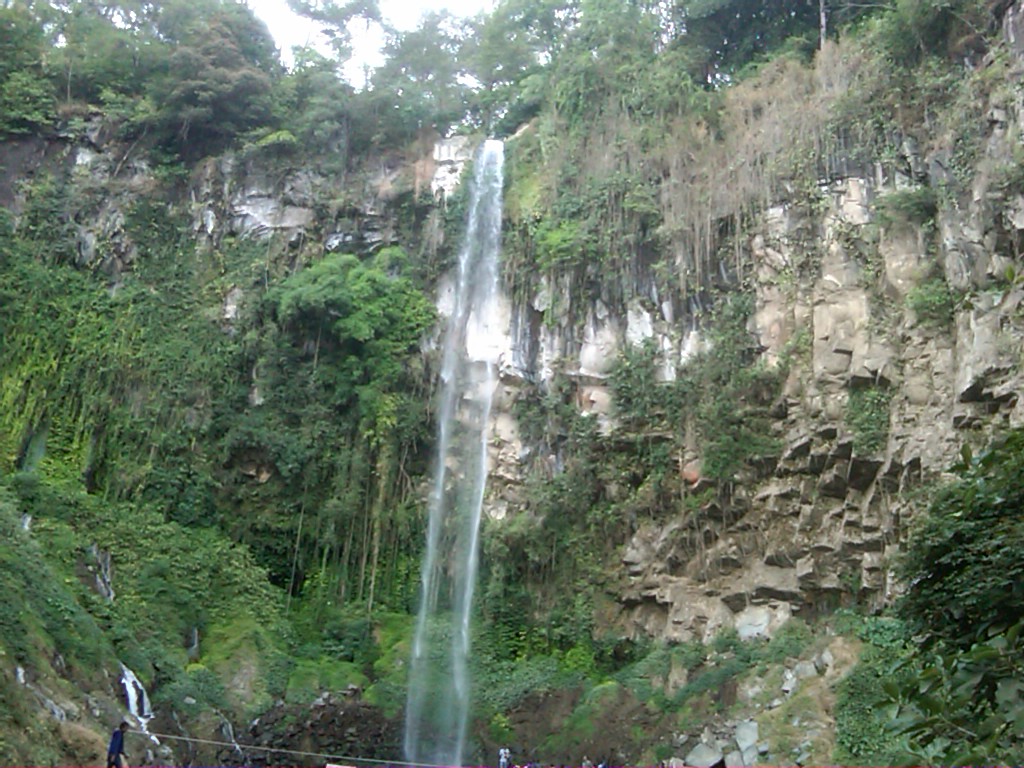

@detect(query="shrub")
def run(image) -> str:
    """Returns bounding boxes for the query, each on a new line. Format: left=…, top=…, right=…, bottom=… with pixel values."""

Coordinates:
left=875, top=187, right=938, bottom=226
left=875, top=430, right=1024, bottom=764
left=833, top=620, right=913, bottom=765
left=0, top=70, right=54, bottom=135
left=762, top=619, right=812, bottom=663
left=847, top=386, right=893, bottom=455
left=906, top=278, right=955, bottom=328
left=898, top=432, right=1024, bottom=649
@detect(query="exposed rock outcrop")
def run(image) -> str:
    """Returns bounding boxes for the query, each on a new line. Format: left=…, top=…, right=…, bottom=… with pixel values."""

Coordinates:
left=9, top=5, right=1024, bottom=651
left=467, top=9, right=1024, bottom=642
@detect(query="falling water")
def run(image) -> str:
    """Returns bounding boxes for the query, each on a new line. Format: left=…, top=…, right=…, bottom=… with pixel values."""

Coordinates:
left=120, top=664, right=154, bottom=726
left=120, top=663, right=162, bottom=759
left=120, top=664, right=157, bottom=736
left=404, top=140, right=505, bottom=767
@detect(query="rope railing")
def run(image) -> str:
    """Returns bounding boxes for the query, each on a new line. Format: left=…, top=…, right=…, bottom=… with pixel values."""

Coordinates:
left=125, top=730, right=618, bottom=768
left=127, top=730, right=436, bottom=768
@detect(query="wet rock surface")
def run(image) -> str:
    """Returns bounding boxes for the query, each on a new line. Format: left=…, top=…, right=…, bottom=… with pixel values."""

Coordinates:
left=243, top=693, right=401, bottom=767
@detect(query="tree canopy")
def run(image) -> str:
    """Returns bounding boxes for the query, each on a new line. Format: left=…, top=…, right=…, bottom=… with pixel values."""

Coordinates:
left=0, top=0, right=911, bottom=156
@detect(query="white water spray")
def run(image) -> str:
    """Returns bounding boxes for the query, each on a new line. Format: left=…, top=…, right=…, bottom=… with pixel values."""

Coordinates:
left=404, top=140, right=505, bottom=767
left=120, top=662, right=159, bottom=749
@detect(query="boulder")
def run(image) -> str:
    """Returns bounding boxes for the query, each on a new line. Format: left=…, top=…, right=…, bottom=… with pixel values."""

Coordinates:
left=685, top=742, right=724, bottom=768
left=735, top=720, right=758, bottom=753
left=793, top=660, right=818, bottom=680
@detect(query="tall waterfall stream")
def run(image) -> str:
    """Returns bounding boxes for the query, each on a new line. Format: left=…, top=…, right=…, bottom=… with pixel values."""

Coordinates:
left=403, top=139, right=505, bottom=767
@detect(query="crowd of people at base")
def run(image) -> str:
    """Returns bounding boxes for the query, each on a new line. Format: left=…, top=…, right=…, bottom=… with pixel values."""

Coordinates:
left=499, top=747, right=608, bottom=768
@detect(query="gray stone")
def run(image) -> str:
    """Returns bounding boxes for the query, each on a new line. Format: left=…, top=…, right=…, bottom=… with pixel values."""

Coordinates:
left=230, top=196, right=314, bottom=239
left=76, top=226, right=97, bottom=266
left=814, top=648, right=834, bottom=674
left=781, top=668, right=798, bottom=695
left=685, top=743, right=724, bottom=768
left=793, top=660, right=818, bottom=679
left=723, top=750, right=744, bottom=767
left=796, top=555, right=816, bottom=586
left=817, top=466, right=848, bottom=498
left=222, top=286, right=243, bottom=323
left=741, top=745, right=759, bottom=765
left=735, top=607, right=771, bottom=640
left=431, top=136, right=473, bottom=198
left=847, top=456, right=883, bottom=491
left=735, top=720, right=759, bottom=752
left=324, top=232, right=356, bottom=251
left=782, top=433, right=812, bottom=460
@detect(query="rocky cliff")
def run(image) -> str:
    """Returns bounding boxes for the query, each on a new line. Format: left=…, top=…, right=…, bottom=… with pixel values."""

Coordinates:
left=1, top=0, right=1021, bottom=703
left=8, top=5, right=1023, bottom=654
left=465, top=3, right=1024, bottom=645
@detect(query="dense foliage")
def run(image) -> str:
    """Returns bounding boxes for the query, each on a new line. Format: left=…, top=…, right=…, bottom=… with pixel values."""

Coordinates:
left=832, top=431, right=1024, bottom=766
left=883, top=433, right=1024, bottom=765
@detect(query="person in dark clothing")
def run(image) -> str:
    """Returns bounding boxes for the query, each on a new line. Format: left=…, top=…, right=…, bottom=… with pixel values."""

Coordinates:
left=107, top=721, right=129, bottom=768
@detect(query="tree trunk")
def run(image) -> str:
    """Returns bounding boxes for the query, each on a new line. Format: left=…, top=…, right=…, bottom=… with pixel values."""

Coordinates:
left=366, top=444, right=391, bottom=613
left=820, top=0, right=828, bottom=50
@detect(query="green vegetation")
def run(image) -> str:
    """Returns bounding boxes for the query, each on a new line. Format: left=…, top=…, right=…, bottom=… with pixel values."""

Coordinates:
left=833, top=616, right=914, bottom=765
left=0, top=105, right=436, bottom=759
left=875, top=187, right=939, bottom=227
left=898, top=435, right=1024, bottom=651
left=846, top=386, right=893, bottom=455
left=608, top=295, right=784, bottom=485
left=833, top=431, right=1024, bottom=766
left=906, top=277, right=956, bottom=328
left=0, top=487, right=115, bottom=680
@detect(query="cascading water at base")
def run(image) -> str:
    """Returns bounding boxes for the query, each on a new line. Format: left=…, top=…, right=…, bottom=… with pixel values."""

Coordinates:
left=403, top=140, right=505, bottom=768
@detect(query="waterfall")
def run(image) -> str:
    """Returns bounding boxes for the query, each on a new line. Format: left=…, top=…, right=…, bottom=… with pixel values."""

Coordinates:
left=120, top=664, right=154, bottom=728
left=91, top=543, right=115, bottom=602
left=120, top=662, right=163, bottom=760
left=404, top=139, right=505, bottom=767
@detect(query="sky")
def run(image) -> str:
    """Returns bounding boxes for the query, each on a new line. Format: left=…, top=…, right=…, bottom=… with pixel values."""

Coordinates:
left=247, top=0, right=495, bottom=79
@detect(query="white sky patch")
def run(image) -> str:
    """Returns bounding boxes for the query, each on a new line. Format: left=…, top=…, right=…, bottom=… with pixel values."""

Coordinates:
left=247, top=0, right=495, bottom=84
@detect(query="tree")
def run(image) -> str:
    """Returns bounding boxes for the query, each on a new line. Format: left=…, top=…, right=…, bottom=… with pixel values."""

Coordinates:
left=882, top=430, right=1024, bottom=765
left=286, top=0, right=382, bottom=60
left=270, top=249, right=435, bottom=425
left=145, top=4, right=279, bottom=153
left=887, top=622, right=1024, bottom=766
left=678, top=0, right=819, bottom=81
left=898, top=433, right=1024, bottom=650
left=276, top=47, right=357, bottom=160
left=0, top=5, right=55, bottom=134
left=460, top=0, right=568, bottom=132
left=250, top=250, right=434, bottom=601
left=53, top=4, right=146, bottom=103
left=367, top=12, right=470, bottom=139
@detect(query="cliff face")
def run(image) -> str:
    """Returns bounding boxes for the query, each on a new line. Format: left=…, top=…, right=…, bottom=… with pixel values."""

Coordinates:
left=5, top=5, right=1023, bottom=656
left=465, top=4, right=1024, bottom=644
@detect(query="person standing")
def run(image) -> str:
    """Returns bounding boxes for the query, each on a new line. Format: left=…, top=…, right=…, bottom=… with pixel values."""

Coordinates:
left=107, top=721, right=129, bottom=768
